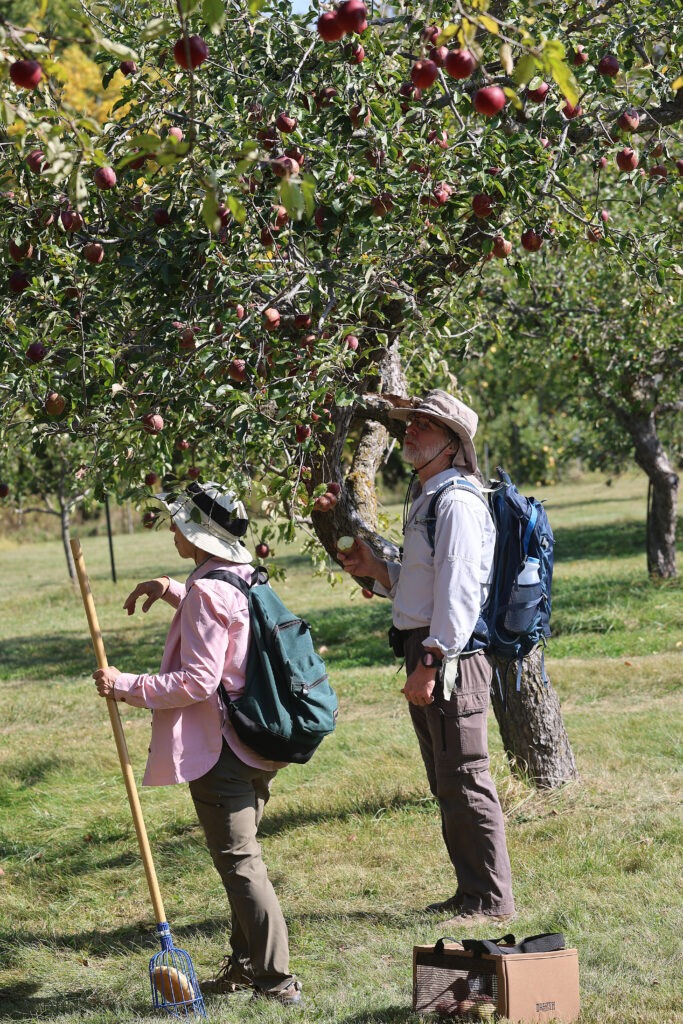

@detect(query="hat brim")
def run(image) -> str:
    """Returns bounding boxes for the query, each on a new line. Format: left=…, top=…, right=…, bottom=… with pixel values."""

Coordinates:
left=388, top=407, right=478, bottom=474
left=154, top=492, right=253, bottom=565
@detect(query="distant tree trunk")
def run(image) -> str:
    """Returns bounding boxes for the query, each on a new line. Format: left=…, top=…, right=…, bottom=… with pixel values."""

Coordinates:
left=489, top=648, right=579, bottom=788
left=624, top=412, right=678, bottom=578
left=306, top=352, right=578, bottom=790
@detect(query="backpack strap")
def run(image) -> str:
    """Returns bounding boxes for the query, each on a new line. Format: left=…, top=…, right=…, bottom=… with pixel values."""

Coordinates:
left=425, top=477, right=489, bottom=556
left=202, top=568, right=252, bottom=598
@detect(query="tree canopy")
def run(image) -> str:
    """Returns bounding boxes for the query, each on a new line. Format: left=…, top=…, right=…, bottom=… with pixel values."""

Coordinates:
left=1, top=0, right=681, bottom=563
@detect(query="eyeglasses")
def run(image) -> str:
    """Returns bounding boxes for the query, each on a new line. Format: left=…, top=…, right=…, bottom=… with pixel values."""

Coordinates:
left=406, top=415, right=441, bottom=432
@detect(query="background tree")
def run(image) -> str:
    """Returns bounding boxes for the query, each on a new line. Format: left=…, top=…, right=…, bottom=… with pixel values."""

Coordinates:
left=2, top=0, right=683, bottom=785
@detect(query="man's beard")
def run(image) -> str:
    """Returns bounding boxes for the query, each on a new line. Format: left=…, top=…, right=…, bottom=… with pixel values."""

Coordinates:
left=403, top=435, right=450, bottom=469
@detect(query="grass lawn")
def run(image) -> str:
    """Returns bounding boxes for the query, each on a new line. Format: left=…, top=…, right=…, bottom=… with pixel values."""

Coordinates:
left=0, top=472, right=681, bottom=1023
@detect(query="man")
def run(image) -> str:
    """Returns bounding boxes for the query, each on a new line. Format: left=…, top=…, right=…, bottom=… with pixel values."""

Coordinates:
left=92, top=482, right=302, bottom=1004
left=338, top=390, right=515, bottom=926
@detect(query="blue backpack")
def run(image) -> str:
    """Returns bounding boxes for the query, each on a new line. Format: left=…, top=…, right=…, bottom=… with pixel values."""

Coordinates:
left=204, top=568, right=338, bottom=763
left=425, top=468, right=554, bottom=699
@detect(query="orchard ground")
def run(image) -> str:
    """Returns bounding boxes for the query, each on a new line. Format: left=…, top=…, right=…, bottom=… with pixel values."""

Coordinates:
left=0, top=472, right=681, bottom=1024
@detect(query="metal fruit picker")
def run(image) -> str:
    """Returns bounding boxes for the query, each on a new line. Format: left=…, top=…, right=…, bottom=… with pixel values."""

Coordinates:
left=71, top=539, right=206, bottom=1018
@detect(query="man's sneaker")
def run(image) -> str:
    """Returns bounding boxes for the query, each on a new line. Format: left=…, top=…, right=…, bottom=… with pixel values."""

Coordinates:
left=201, top=955, right=255, bottom=995
left=442, top=908, right=516, bottom=929
left=251, top=980, right=303, bottom=1006
left=424, top=894, right=464, bottom=915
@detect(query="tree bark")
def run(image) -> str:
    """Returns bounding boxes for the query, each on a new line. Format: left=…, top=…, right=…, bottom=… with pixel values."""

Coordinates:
left=489, top=648, right=579, bottom=788
left=60, top=503, right=76, bottom=583
left=622, top=411, right=678, bottom=578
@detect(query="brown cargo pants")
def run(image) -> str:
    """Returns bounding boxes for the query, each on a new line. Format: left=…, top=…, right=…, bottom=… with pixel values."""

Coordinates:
left=404, top=627, right=515, bottom=917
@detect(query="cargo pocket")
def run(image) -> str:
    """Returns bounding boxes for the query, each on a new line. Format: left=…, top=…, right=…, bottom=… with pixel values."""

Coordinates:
left=436, top=662, right=490, bottom=772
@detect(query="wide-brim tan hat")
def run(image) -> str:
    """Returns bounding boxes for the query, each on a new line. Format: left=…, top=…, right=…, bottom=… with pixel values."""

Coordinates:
left=388, top=389, right=479, bottom=474
left=155, top=482, right=253, bottom=564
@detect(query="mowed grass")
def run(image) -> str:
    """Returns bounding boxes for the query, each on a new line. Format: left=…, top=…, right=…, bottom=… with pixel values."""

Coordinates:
left=0, top=472, right=681, bottom=1024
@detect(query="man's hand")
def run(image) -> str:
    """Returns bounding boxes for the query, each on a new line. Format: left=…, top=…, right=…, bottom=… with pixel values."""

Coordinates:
left=93, top=666, right=120, bottom=698
left=123, top=577, right=169, bottom=616
left=401, top=664, right=438, bottom=706
left=337, top=538, right=392, bottom=590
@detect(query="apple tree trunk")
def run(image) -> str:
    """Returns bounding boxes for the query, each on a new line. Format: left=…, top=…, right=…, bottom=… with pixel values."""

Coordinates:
left=629, top=415, right=679, bottom=579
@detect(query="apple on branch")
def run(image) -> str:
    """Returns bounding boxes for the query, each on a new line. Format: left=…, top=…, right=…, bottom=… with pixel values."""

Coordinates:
left=10, top=60, right=43, bottom=90
left=173, top=35, right=209, bottom=69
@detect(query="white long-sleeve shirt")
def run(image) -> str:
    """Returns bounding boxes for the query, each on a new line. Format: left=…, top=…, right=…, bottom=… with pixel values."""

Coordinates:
left=375, top=469, right=495, bottom=660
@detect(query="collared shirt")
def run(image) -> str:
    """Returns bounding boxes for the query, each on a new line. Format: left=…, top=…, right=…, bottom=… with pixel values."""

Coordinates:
left=113, top=556, right=285, bottom=786
left=375, top=468, right=495, bottom=659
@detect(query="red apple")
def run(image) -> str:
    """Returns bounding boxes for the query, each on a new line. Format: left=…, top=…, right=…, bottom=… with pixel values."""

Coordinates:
left=585, top=225, right=602, bottom=242
left=572, top=45, right=588, bottom=65
left=428, top=129, right=448, bottom=149
left=337, top=0, right=368, bottom=34
left=276, top=111, right=298, bottom=133
left=521, top=227, right=543, bottom=252
left=597, top=155, right=608, bottom=168
left=83, top=242, right=104, bottom=264
left=429, top=45, right=449, bottom=68
left=314, top=494, right=333, bottom=511
left=371, top=192, right=393, bottom=217
left=526, top=81, right=549, bottom=103
left=273, top=205, right=289, bottom=229
left=617, top=108, right=639, bottom=132
left=94, top=166, right=116, bottom=190
left=361, top=588, right=374, bottom=599
left=153, top=207, right=171, bottom=226
left=45, top=391, right=66, bottom=416
left=399, top=82, right=422, bottom=106
left=445, top=48, right=477, bottom=80
left=168, top=125, right=184, bottom=142
left=144, top=472, right=160, bottom=487
left=142, top=510, right=158, bottom=529
left=616, top=147, right=638, bottom=171
left=411, top=59, right=439, bottom=90
left=26, top=341, right=47, bottom=363
left=178, top=327, right=197, bottom=350
left=598, top=53, right=619, bottom=77
left=235, top=303, right=245, bottom=319
left=175, top=438, right=190, bottom=451
left=432, top=182, right=453, bottom=205
left=327, top=481, right=342, bottom=495
left=676, top=159, right=683, bottom=176
left=284, top=145, right=305, bottom=167
left=345, top=334, right=359, bottom=350
left=349, top=103, right=371, bottom=128
left=295, top=424, right=311, bottom=443
left=317, top=11, right=344, bottom=41
left=255, top=542, right=270, bottom=558
left=562, top=102, right=582, bottom=119
left=141, top=412, right=164, bottom=434
left=8, top=270, right=30, bottom=294
left=10, top=60, right=43, bottom=90
left=26, top=149, right=47, bottom=174
left=600, top=209, right=610, bottom=222
left=648, top=164, right=668, bottom=179
left=472, top=193, right=495, bottom=218
left=345, top=42, right=365, bottom=64
left=422, top=25, right=439, bottom=45
left=173, top=35, right=209, bottom=69
left=119, top=60, right=137, bottom=76
left=492, top=235, right=512, bottom=258
left=0, top=483, right=9, bottom=499
left=271, top=156, right=299, bottom=178
left=263, top=308, right=281, bottom=331
left=473, top=86, right=507, bottom=117
left=260, top=225, right=276, bottom=246
left=9, top=239, right=33, bottom=261
left=61, top=210, right=84, bottom=231
left=227, top=358, right=247, bottom=382
left=314, top=205, right=330, bottom=230
left=187, top=466, right=201, bottom=479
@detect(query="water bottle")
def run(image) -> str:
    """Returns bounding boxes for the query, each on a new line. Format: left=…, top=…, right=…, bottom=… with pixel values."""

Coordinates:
left=504, top=557, right=543, bottom=633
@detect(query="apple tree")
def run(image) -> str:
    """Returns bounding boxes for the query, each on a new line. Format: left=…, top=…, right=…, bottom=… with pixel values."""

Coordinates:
left=2, top=0, right=683, bottom=785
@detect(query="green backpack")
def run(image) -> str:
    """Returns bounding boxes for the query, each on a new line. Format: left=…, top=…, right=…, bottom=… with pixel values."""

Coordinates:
left=204, top=568, right=338, bottom=763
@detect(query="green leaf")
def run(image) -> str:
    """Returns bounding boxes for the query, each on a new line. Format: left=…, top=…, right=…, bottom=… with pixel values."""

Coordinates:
left=203, top=192, right=220, bottom=233
left=140, top=17, right=173, bottom=41
left=543, top=39, right=566, bottom=60
left=512, top=53, right=538, bottom=86
left=248, top=0, right=266, bottom=13
left=279, top=179, right=306, bottom=221
left=96, top=36, right=139, bottom=60
left=227, top=195, right=247, bottom=225
left=547, top=57, right=580, bottom=106
left=202, top=0, right=226, bottom=32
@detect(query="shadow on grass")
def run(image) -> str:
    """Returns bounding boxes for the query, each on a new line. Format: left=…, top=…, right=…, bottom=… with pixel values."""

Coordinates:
left=0, top=627, right=169, bottom=683
left=553, top=520, right=646, bottom=561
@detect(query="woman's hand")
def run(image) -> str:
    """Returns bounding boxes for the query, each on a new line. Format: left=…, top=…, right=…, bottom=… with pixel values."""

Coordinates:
left=123, top=577, right=169, bottom=616
left=93, top=666, right=120, bottom=697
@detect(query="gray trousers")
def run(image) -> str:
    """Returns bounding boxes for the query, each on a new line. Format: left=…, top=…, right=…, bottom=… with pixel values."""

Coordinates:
left=405, top=629, right=515, bottom=916
left=189, top=740, right=294, bottom=991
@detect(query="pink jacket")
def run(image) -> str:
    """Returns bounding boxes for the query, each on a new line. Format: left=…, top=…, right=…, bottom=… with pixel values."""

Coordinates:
left=113, top=557, right=285, bottom=786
